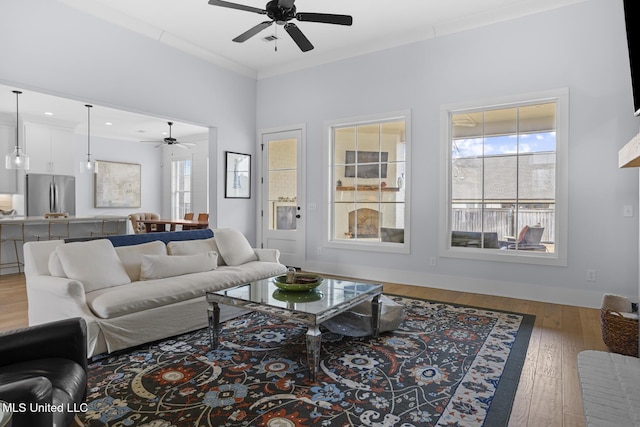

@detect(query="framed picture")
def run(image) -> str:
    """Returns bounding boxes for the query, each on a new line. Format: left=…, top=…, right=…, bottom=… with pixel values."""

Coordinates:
left=94, top=160, right=141, bottom=208
left=225, top=151, right=251, bottom=198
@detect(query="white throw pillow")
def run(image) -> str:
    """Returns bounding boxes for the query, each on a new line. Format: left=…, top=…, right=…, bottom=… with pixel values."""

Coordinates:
left=167, top=237, right=225, bottom=266
left=47, top=251, right=67, bottom=278
left=56, top=239, right=131, bottom=293
left=213, top=228, right=257, bottom=266
left=139, top=251, right=218, bottom=280
left=115, top=240, right=167, bottom=282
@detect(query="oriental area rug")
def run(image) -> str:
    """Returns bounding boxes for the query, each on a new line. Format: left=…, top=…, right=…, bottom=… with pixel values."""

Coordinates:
left=79, top=295, right=535, bottom=427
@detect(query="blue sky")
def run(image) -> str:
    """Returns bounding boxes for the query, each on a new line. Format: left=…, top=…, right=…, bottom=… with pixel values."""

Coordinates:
left=452, top=132, right=556, bottom=159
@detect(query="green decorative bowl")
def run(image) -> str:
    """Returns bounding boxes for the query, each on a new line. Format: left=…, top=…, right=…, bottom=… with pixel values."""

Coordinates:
left=273, top=273, right=324, bottom=292
left=272, top=289, right=324, bottom=303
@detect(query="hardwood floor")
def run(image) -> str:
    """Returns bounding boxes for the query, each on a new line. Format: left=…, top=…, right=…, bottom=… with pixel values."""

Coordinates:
left=0, top=273, right=28, bottom=332
left=0, top=273, right=608, bottom=426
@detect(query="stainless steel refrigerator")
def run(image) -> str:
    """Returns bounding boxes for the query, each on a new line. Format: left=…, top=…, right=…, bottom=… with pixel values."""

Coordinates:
left=26, top=174, right=76, bottom=216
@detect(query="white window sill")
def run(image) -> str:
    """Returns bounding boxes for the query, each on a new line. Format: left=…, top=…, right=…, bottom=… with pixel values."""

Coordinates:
left=441, top=246, right=567, bottom=267
left=326, top=239, right=410, bottom=254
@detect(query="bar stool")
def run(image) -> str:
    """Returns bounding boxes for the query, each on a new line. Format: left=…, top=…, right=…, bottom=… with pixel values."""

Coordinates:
left=48, top=220, right=70, bottom=240
left=91, top=218, right=122, bottom=237
left=0, top=222, right=25, bottom=275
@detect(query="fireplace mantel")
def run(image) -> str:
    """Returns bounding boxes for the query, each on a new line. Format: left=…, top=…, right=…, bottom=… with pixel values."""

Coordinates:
left=618, top=132, right=640, bottom=168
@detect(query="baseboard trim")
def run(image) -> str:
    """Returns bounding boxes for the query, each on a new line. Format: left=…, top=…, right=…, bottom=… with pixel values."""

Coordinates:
left=303, top=261, right=607, bottom=309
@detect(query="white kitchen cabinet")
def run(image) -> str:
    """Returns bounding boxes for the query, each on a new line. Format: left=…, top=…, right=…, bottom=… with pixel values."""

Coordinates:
left=24, top=122, right=76, bottom=175
left=0, top=123, right=18, bottom=193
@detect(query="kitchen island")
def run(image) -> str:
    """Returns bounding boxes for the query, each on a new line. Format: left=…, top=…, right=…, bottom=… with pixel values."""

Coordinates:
left=0, top=215, right=128, bottom=275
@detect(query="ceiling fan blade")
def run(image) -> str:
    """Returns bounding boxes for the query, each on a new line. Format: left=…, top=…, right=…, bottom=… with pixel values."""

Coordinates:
left=233, top=21, right=273, bottom=43
left=140, top=140, right=162, bottom=144
left=174, top=144, right=192, bottom=150
left=296, top=12, right=353, bottom=26
left=278, top=0, right=296, bottom=10
left=284, top=22, right=313, bottom=52
left=207, top=0, right=266, bottom=15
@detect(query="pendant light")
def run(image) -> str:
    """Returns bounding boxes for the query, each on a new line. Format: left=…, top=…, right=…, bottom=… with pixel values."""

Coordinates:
left=80, top=104, right=94, bottom=173
left=5, top=90, right=30, bottom=170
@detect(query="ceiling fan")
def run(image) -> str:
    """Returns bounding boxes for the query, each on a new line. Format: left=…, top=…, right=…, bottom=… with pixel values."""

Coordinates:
left=140, top=122, right=195, bottom=149
left=208, top=0, right=353, bottom=52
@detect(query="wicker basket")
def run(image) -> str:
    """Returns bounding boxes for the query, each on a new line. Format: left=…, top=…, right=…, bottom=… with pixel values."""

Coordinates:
left=600, top=308, right=638, bottom=357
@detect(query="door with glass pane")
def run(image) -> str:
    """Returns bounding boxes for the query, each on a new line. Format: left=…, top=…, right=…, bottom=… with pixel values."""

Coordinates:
left=260, top=129, right=304, bottom=268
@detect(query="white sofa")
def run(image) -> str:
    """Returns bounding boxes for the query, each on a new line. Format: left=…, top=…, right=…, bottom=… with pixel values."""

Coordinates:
left=23, top=228, right=287, bottom=357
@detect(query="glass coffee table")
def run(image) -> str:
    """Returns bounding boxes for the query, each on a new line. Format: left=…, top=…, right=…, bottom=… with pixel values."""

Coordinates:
left=206, top=277, right=383, bottom=382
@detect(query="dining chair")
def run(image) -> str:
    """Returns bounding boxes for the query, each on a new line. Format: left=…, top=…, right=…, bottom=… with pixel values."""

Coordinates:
left=183, top=213, right=209, bottom=230
left=129, top=212, right=160, bottom=234
left=184, top=212, right=194, bottom=220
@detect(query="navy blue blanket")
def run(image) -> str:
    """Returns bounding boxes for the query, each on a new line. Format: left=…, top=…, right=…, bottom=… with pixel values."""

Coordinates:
left=65, top=229, right=213, bottom=247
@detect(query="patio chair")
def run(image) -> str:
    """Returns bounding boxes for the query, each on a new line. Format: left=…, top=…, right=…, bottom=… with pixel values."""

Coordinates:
left=500, top=225, right=546, bottom=250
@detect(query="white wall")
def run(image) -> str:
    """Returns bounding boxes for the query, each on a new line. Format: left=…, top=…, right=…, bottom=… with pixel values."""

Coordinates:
left=0, top=0, right=257, bottom=237
left=74, top=134, right=162, bottom=232
left=256, top=0, right=640, bottom=307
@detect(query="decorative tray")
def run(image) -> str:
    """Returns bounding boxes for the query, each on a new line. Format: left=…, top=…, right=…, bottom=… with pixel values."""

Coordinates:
left=273, top=273, right=324, bottom=292
left=272, top=289, right=324, bottom=303
left=44, top=212, right=69, bottom=218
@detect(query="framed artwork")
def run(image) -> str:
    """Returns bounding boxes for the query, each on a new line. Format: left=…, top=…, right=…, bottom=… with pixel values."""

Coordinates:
left=225, top=151, right=251, bottom=198
left=94, top=160, right=141, bottom=208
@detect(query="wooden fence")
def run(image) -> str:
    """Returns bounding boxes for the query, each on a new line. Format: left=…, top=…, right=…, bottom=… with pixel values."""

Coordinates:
left=452, top=208, right=555, bottom=243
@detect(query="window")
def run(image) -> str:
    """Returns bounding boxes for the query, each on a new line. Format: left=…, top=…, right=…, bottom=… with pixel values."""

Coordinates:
left=441, top=90, right=568, bottom=265
left=327, top=111, right=410, bottom=252
left=171, top=158, right=192, bottom=219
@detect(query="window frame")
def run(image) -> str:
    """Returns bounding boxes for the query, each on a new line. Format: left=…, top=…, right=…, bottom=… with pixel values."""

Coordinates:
left=439, top=89, right=569, bottom=266
left=171, top=157, right=192, bottom=220
left=324, top=110, right=411, bottom=254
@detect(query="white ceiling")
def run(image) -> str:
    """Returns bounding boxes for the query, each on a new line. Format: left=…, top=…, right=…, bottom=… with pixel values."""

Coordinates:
left=1, top=0, right=585, bottom=143
left=0, top=83, right=207, bottom=143
left=59, top=0, right=586, bottom=79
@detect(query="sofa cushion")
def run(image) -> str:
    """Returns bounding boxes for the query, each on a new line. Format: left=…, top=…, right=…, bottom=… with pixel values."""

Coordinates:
left=48, top=251, right=67, bottom=277
left=115, top=241, right=167, bottom=282
left=139, top=252, right=218, bottom=280
left=167, top=237, right=226, bottom=266
left=56, top=239, right=131, bottom=293
left=213, top=228, right=257, bottom=266
left=86, top=260, right=287, bottom=319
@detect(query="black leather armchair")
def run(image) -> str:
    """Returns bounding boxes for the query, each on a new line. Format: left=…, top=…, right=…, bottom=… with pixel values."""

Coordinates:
left=0, top=318, right=88, bottom=427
